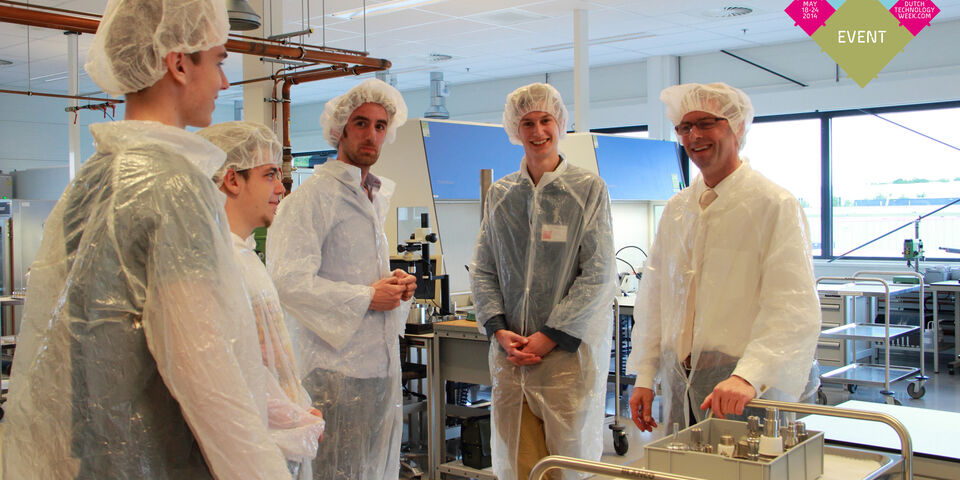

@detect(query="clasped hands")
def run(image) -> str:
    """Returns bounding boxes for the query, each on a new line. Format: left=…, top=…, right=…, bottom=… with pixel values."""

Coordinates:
left=493, top=329, right=556, bottom=367
left=369, top=269, right=417, bottom=311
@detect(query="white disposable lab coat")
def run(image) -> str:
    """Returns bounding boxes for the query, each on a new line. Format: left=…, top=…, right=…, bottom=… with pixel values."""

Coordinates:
left=267, top=160, right=409, bottom=480
left=3, top=121, right=291, bottom=479
left=232, top=233, right=324, bottom=479
left=471, top=156, right=617, bottom=480
left=627, top=160, right=821, bottom=428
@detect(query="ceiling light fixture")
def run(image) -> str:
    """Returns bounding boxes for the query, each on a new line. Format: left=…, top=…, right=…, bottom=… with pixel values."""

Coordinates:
left=703, top=6, right=754, bottom=18
left=227, top=0, right=262, bottom=31
left=330, top=0, right=447, bottom=20
left=531, top=32, right=656, bottom=53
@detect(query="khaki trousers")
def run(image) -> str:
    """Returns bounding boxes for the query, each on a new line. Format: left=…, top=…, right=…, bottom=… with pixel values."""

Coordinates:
left=517, top=398, right=551, bottom=480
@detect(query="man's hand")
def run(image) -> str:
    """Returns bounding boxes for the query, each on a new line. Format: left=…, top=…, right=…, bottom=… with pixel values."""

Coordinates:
left=700, top=375, right=756, bottom=419
left=629, top=387, right=658, bottom=432
left=524, top=332, right=557, bottom=358
left=391, top=269, right=418, bottom=301
left=369, top=276, right=405, bottom=311
left=493, top=329, right=542, bottom=367
left=309, top=408, right=324, bottom=442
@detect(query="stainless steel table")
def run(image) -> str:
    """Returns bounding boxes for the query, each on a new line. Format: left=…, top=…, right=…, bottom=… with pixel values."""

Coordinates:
left=428, top=320, right=496, bottom=480
left=929, top=280, right=960, bottom=374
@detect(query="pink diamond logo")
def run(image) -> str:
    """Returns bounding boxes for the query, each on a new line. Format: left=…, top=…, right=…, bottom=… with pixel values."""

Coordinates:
left=785, top=0, right=836, bottom=35
left=890, top=0, right=940, bottom=35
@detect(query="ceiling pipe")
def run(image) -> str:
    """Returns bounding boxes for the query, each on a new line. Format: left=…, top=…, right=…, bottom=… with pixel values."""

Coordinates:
left=0, top=88, right=120, bottom=103
left=0, top=4, right=391, bottom=69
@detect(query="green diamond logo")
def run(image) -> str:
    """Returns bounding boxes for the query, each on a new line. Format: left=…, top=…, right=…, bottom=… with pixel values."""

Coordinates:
left=810, top=0, right=913, bottom=86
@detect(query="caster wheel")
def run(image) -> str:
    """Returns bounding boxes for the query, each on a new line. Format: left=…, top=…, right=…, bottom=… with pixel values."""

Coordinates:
left=884, top=396, right=901, bottom=406
left=907, top=382, right=925, bottom=399
left=847, top=384, right=858, bottom=394
left=816, top=388, right=828, bottom=405
left=613, top=430, right=629, bottom=456
left=0, top=406, right=4, bottom=421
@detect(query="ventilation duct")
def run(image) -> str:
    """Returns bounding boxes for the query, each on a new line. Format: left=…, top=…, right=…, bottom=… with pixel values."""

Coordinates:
left=227, top=0, right=261, bottom=31
left=423, top=71, right=449, bottom=119
left=376, top=70, right=398, bottom=87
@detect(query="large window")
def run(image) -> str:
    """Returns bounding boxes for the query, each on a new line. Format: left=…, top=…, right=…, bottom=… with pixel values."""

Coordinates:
left=679, top=102, right=960, bottom=261
left=742, top=119, right=823, bottom=256
left=832, top=107, right=960, bottom=258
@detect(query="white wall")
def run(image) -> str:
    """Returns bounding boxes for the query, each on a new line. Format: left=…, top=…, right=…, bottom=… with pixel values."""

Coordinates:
left=0, top=94, right=235, bottom=173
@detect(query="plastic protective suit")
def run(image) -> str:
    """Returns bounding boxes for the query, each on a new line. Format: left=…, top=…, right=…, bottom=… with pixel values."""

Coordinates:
left=626, top=160, right=821, bottom=429
left=267, top=159, right=410, bottom=480
left=471, top=156, right=617, bottom=480
left=232, top=232, right=325, bottom=479
left=3, top=121, right=291, bottom=479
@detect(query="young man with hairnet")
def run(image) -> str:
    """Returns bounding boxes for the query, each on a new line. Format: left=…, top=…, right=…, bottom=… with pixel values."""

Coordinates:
left=470, top=83, right=617, bottom=480
left=627, top=82, right=821, bottom=433
left=198, top=121, right=326, bottom=479
left=267, top=78, right=417, bottom=480
left=2, top=1, right=293, bottom=478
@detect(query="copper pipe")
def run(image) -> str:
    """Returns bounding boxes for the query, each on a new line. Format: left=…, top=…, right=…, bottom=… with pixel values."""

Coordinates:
left=0, top=0, right=101, bottom=19
left=230, top=32, right=366, bottom=57
left=0, top=5, right=392, bottom=69
left=229, top=64, right=346, bottom=87
left=225, top=39, right=390, bottom=69
left=0, top=4, right=98, bottom=33
left=0, top=88, right=121, bottom=103
left=281, top=79, right=294, bottom=194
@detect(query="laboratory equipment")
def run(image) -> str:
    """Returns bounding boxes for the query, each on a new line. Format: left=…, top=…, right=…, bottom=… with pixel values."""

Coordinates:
left=392, top=212, right=451, bottom=333
left=816, top=274, right=926, bottom=404
left=757, top=407, right=783, bottom=457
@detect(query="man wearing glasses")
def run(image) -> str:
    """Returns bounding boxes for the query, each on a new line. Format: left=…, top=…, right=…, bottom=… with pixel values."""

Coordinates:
left=627, top=82, right=821, bottom=431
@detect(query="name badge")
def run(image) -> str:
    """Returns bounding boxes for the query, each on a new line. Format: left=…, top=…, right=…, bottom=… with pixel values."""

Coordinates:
left=541, top=224, right=568, bottom=243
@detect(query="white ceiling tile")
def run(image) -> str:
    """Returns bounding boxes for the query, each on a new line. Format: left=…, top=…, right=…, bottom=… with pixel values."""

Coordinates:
left=419, top=0, right=542, bottom=18
left=320, top=8, right=453, bottom=35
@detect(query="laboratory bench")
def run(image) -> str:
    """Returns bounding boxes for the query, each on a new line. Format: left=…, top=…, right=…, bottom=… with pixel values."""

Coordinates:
left=802, top=399, right=960, bottom=479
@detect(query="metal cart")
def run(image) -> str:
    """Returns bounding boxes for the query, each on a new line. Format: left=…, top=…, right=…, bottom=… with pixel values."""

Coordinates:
left=608, top=297, right=629, bottom=455
left=531, top=398, right=914, bottom=480
left=816, top=274, right=926, bottom=405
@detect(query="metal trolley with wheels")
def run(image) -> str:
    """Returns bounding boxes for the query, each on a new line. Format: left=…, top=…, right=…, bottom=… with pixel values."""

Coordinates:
left=530, top=398, right=914, bottom=480
left=816, top=274, right=927, bottom=405
left=608, top=297, right=629, bottom=456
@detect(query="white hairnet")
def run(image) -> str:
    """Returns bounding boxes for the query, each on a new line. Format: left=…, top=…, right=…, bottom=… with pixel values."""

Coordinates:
left=502, top=82, right=569, bottom=145
left=660, top=82, right=755, bottom=150
left=198, top=121, right=282, bottom=186
left=85, top=0, right=230, bottom=97
left=319, top=78, right=408, bottom=148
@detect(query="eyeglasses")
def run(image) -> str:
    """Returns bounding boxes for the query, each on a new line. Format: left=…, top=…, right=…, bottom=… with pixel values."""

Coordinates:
left=675, top=117, right=727, bottom=136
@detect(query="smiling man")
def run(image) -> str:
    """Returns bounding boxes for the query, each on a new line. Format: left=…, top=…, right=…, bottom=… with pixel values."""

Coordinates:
left=470, top=83, right=616, bottom=480
left=2, top=0, right=291, bottom=479
left=267, top=79, right=416, bottom=480
left=627, top=82, right=821, bottom=433
left=198, top=121, right=326, bottom=479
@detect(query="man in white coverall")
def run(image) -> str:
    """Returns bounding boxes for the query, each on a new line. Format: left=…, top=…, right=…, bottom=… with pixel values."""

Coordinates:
left=2, top=1, right=293, bottom=479
left=267, top=78, right=417, bottom=480
left=470, top=83, right=617, bottom=480
left=198, top=121, right=326, bottom=479
left=627, top=82, right=821, bottom=433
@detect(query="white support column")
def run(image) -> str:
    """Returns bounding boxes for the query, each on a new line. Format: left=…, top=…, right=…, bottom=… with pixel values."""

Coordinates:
left=242, top=0, right=283, bottom=129
left=573, top=9, right=589, bottom=132
left=645, top=55, right=679, bottom=140
left=66, top=31, right=81, bottom=180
